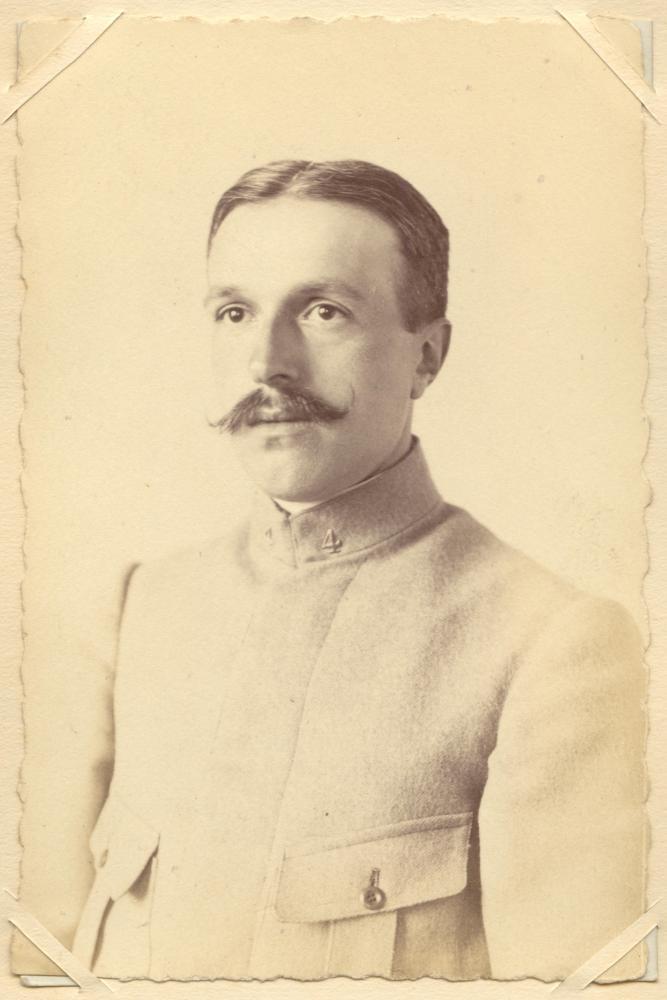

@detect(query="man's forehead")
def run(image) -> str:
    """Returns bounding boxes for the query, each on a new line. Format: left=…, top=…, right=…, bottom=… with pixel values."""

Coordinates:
left=210, top=197, right=401, bottom=262
left=207, top=195, right=404, bottom=294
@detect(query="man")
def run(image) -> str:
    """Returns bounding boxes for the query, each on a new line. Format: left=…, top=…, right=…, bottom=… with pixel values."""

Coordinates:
left=73, top=160, right=646, bottom=982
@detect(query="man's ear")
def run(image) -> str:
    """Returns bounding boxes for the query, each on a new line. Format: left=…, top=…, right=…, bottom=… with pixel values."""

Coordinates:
left=410, top=318, right=452, bottom=400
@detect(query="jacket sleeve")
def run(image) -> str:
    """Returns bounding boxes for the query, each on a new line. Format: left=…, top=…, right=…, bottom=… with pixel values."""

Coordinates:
left=478, top=594, right=647, bottom=982
left=11, top=562, right=140, bottom=976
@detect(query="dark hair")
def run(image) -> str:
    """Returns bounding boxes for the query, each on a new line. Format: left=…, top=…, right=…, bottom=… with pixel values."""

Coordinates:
left=208, top=160, right=449, bottom=331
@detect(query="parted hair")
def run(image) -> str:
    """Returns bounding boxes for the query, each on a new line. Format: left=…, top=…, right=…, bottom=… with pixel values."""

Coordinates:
left=208, top=160, right=449, bottom=331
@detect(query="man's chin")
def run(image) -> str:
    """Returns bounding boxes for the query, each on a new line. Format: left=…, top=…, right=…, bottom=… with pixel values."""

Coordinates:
left=235, top=442, right=321, bottom=501
left=237, top=447, right=350, bottom=504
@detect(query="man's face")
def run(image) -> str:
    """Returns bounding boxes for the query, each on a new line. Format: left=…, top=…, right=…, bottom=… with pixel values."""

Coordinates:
left=206, top=195, right=436, bottom=502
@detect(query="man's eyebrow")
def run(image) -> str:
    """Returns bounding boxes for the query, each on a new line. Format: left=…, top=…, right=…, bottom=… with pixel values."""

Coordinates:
left=291, top=281, right=366, bottom=302
left=203, top=281, right=366, bottom=308
left=203, top=286, right=247, bottom=307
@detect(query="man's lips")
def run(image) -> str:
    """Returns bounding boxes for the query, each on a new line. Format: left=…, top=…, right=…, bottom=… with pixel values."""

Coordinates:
left=211, top=388, right=350, bottom=434
left=249, top=410, right=313, bottom=425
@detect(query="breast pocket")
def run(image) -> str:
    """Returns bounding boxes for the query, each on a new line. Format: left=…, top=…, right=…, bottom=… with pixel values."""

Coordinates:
left=73, top=793, right=159, bottom=972
left=272, top=811, right=473, bottom=978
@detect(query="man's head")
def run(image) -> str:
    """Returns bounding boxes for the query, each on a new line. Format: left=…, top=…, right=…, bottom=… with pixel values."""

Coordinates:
left=206, top=160, right=451, bottom=503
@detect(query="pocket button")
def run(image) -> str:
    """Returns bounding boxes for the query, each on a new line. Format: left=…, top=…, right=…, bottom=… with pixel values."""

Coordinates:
left=362, top=885, right=386, bottom=911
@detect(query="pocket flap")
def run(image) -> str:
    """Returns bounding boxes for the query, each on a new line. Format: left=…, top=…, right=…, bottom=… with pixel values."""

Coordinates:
left=275, top=811, right=472, bottom=923
left=89, top=792, right=159, bottom=902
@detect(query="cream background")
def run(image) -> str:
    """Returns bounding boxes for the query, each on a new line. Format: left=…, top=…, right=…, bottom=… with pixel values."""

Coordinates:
left=17, top=16, right=648, bottom=620
left=1, top=3, right=665, bottom=999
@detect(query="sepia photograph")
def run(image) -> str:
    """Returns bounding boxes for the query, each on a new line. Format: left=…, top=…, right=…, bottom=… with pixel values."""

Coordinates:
left=10, top=11, right=653, bottom=989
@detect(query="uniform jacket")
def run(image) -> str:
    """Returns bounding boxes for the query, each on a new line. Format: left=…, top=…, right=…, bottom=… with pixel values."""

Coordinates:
left=73, top=441, right=646, bottom=982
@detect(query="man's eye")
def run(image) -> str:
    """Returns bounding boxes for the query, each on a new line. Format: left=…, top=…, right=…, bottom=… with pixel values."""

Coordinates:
left=215, top=305, right=247, bottom=324
left=305, top=303, right=346, bottom=322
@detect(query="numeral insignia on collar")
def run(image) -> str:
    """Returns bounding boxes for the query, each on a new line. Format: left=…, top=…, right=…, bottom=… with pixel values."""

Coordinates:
left=321, top=528, right=343, bottom=553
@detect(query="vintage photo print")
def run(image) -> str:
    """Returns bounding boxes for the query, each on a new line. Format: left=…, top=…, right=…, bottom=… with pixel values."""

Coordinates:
left=13, top=12, right=650, bottom=988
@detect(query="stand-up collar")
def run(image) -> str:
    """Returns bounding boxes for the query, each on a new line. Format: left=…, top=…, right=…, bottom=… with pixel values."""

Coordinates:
left=250, top=439, right=443, bottom=568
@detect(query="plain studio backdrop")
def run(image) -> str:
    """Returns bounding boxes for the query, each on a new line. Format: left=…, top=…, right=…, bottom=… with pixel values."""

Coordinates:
left=16, top=15, right=647, bottom=969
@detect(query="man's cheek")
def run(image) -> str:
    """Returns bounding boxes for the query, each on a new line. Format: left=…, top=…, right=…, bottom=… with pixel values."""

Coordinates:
left=212, top=363, right=249, bottom=402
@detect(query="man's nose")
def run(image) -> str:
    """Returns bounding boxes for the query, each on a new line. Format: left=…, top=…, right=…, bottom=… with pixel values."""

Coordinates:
left=249, top=313, right=302, bottom=385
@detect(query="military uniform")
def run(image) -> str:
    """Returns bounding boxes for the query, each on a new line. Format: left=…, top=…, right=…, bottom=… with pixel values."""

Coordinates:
left=73, top=441, right=645, bottom=981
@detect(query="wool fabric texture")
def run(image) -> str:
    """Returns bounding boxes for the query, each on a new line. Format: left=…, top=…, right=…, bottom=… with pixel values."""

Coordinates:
left=73, top=441, right=646, bottom=982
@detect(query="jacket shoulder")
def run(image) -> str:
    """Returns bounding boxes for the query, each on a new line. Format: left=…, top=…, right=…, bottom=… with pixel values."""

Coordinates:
left=425, top=503, right=576, bottom=608
left=126, top=523, right=250, bottom=610
left=421, top=504, right=641, bottom=661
